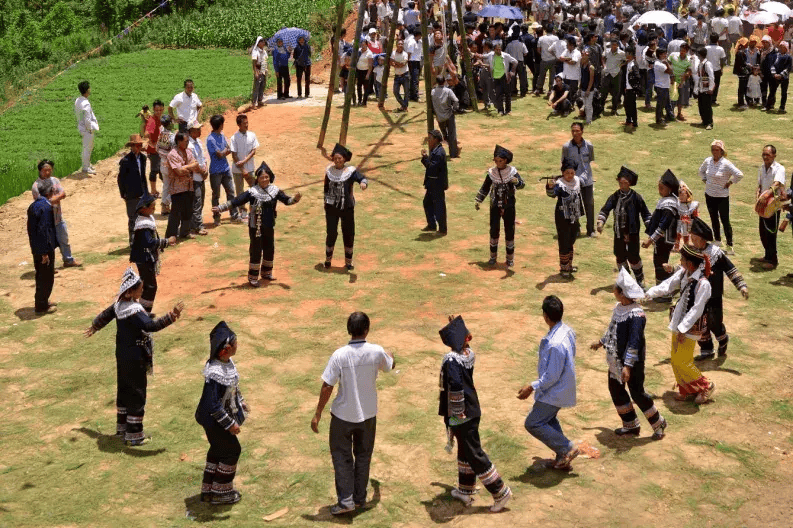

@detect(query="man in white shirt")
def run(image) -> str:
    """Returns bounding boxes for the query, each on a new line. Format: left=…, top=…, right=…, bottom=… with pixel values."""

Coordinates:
left=74, top=81, right=99, bottom=174
left=705, top=34, right=727, bottom=105
left=229, top=114, right=259, bottom=219
left=756, top=145, right=787, bottom=269
left=312, top=312, right=394, bottom=516
left=505, top=31, right=529, bottom=96
left=726, top=9, right=742, bottom=63
left=653, top=48, right=674, bottom=125
left=534, top=25, right=559, bottom=95
left=405, top=29, right=423, bottom=101
left=391, top=39, right=411, bottom=111
left=188, top=121, right=209, bottom=236
left=601, top=39, right=625, bottom=114
left=560, top=37, right=582, bottom=94
left=711, top=8, right=731, bottom=65
left=169, top=79, right=203, bottom=133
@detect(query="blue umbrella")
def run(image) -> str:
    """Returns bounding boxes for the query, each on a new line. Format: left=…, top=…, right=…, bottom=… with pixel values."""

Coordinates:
left=476, top=5, right=524, bottom=20
left=268, top=27, right=311, bottom=49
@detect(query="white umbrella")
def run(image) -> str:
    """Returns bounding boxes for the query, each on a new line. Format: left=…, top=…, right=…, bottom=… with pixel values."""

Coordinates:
left=746, top=11, right=780, bottom=24
left=633, top=10, right=681, bottom=26
left=760, top=1, right=792, bottom=16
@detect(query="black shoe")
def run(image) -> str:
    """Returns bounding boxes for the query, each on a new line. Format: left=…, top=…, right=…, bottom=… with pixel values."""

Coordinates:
left=438, top=230, right=447, bottom=236
left=487, top=257, right=497, bottom=265
left=201, top=492, right=213, bottom=503
left=652, top=418, right=667, bottom=440
left=615, top=426, right=641, bottom=436
left=694, top=352, right=715, bottom=361
left=323, top=261, right=331, bottom=269
left=421, top=225, right=437, bottom=232
left=211, top=490, right=242, bottom=505
left=717, top=337, right=729, bottom=357
left=330, top=503, right=356, bottom=515
left=346, top=264, right=354, bottom=271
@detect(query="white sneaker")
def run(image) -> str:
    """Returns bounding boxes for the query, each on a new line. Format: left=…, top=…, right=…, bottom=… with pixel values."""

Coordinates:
left=724, top=245, right=735, bottom=255
left=450, top=489, right=474, bottom=506
left=490, top=487, right=512, bottom=513
left=83, top=167, right=96, bottom=174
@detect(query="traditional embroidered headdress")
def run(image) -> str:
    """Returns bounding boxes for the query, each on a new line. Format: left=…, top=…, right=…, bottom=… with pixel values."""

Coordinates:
left=209, top=321, right=237, bottom=362
left=616, top=267, right=645, bottom=300
left=332, top=143, right=353, bottom=161
left=116, top=267, right=141, bottom=301
left=493, top=144, right=513, bottom=163
left=659, top=169, right=680, bottom=196
left=439, top=316, right=472, bottom=353
left=616, top=166, right=638, bottom=186
left=255, top=161, right=275, bottom=182
left=690, top=217, right=714, bottom=242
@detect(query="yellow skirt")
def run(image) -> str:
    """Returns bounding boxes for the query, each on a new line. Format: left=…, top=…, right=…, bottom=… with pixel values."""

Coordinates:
left=670, top=334, right=711, bottom=395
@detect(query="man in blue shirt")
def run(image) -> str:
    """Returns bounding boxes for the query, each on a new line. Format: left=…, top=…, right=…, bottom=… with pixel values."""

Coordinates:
left=206, top=115, right=241, bottom=226
left=27, top=179, right=59, bottom=315
left=518, top=295, right=579, bottom=469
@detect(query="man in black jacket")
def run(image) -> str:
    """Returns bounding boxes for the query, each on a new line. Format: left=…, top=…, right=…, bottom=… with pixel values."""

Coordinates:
left=766, top=41, right=791, bottom=113
left=118, top=134, right=148, bottom=245
left=760, top=36, right=778, bottom=108
left=421, top=130, right=448, bottom=235
left=27, top=179, right=59, bottom=314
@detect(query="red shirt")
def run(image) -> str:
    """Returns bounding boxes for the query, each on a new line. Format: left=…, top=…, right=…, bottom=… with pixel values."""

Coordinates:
left=145, top=116, right=161, bottom=154
left=767, top=25, right=784, bottom=43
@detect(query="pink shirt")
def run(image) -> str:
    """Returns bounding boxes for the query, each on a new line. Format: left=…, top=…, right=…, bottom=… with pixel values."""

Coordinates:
left=167, top=147, right=196, bottom=194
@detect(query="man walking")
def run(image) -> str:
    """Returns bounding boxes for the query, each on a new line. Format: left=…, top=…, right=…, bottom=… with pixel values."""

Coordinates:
left=74, top=81, right=99, bottom=174
left=311, top=312, right=395, bottom=515
left=421, top=130, right=448, bottom=235
left=27, top=179, right=59, bottom=315
left=169, top=79, right=203, bottom=133
left=518, top=295, right=579, bottom=470
left=391, top=39, right=411, bottom=112
left=431, top=77, right=460, bottom=158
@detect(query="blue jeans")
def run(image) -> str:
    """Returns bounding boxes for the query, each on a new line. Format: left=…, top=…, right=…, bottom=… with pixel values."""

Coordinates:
left=55, top=220, right=74, bottom=263
left=524, top=400, right=573, bottom=457
left=393, top=73, right=410, bottom=109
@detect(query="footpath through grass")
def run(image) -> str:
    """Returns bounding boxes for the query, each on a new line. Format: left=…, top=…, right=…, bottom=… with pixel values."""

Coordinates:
left=0, top=48, right=270, bottom=205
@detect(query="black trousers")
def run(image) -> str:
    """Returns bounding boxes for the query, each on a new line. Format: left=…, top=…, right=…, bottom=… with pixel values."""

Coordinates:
left=116, top=357, right=147, bottom=441
left=277, top=65, right=291, bottom=98
left=767, top=77, right=789, bottom=111
left=135, top=261, right=157, bottom=313
left=296, top=64, right=311, bottom=97
left=492, top=75, right=511, bottom=113
left=653, top=240, right=674, bottom=284
left=489, top=204, right=516, bottom=260
left=737, top=76, right=748, bottom=106
left=451, top=417, right=508, bottom=499
left=624, top=88, right=638, bottom=125
left=555, top=210, right=579, bottom=272
left=423, top=187, right=447, bottom=231
left=325, top=204, right=355, bottom=266
left=607, top=363, right=662, bottom=430
left=329, top=414, right=376, bottom=508
left=248, top=226, right=275, bottom=279
left=125, top=197, right=139, bottom=245
left=580, top=185, right=595, bottom=235
left=201, top=422, right=242, bottom=499
left=356, top=69, right=370, bottom=104
left=512, top=61, right=528, bottom=95
left=698, top=299, right=727, bottom=352
left=165, top=191, right=193, bottom=238
left=33, top=251, right=55, bottom=311
left=705, top=194, right=733, bottom=246
left=759, top=210, right=780, bottom=265
left=698, top=91, right=713, bottom=126
left=408, top=61, right=421, bottom=100
left=761, top=77, right=769, bottom=106
left=712, top=69, right=722, bottom=102
left=614, top=233, right=644, bottom=284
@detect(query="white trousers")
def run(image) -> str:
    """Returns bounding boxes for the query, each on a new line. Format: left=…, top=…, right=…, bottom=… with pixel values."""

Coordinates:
left=81, top=131, right=94, bottom=170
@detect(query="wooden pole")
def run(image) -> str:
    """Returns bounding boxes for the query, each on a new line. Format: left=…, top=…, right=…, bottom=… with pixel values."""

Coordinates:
left=339, top=0, right=368, bottom=146
left=318, top=0, right=347, bottom=148
left=417, top=0, right=434, bottom=133
left=377, top=4, right=400, bottom=108
left=454, top=0, right=478, bottom=112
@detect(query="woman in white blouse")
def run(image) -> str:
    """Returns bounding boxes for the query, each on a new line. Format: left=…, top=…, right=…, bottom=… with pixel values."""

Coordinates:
left=698, top=139, right=743, bottom=255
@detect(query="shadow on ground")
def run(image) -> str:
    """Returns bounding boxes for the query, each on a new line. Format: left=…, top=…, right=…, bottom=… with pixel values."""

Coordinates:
left=300, top=479, right=381, bottom=524
left=73, top=427, right=166, bottom=457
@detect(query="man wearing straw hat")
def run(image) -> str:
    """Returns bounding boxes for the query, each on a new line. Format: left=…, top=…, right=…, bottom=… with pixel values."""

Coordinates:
left=118, top=134, right=148, bottom=245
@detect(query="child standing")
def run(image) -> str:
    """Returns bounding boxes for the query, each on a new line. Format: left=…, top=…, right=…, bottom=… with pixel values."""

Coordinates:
left=590, top=268, right=668, bottom=440
left=546, top=158, right=584, bottom=278
left=130, top=194, right=177, bottom=314
left=213, top=162, right=301, bottom=287
left=475, top=145, right=525, bottom=268
left=597, top=166, right=652, bottom=286
left=373, top=54, right=386, bottom=101
left=84, top=268, right=183, bottom=445
left=195, top=321, right=248, bottom=505
left=438, top=316, right=512, bottom=512
left=747, top=65, right=762, bottom=106
left=642, top=170, right=680, bottom=300
left=674, top=181, right=699, bottom=252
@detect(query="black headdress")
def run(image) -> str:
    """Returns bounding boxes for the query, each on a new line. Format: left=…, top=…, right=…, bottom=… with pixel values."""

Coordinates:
left=690, top=217, right=714, bottom=242
left=332, top=143, right=353, bottom=162
left=617, top=166, right=638, bottom=186
left=493, top=144, right=513, bottom=163
left=209, top=321, right=237, bottom=362
left=135, top=192, right=157, bottom=213
left=659, top=169, right=680, bottom=196
left=255, top=161, right=275, bottom=182
left=439, top=316, right=471, bottom=353
left=561, top=158, right=578, bottom=172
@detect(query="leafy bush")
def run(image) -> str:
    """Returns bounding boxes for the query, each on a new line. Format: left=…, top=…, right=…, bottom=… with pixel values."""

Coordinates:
left=41, top=1, right=81, bottom=39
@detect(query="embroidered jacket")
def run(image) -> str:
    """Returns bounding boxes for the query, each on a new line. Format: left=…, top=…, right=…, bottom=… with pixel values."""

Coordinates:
left=195, top=359, right=247, bottom=430
left=646, top=196, right=679, bottom=243
left=547, top=175, right=584, bottom=224
left=130, top=215, right=169, bottom=265
left=646, top=267, right=712, bottom=339
left=324, top=164, right=367, bottom=210
left=475, top=166, right=525, bottom=209
left=219, top=184, right=296, bottom=233
left=438, top=347, right=481, bottom=425
left=598, top=189, right=651, bottom=237
left=91, top=301, right=175, bottom=366
left=703, top=243, right=747, bottom=302
left=600, top=303, right=647, bottom=380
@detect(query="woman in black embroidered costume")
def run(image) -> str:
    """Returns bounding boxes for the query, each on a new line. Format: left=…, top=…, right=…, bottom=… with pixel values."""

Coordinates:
left=213, top=161, right=301, bottom=287
left=546, top=158, right=584, bottom=278
left=597, top=166, right=652, bottom=286
left=591, top=268, right=667, bottom=440
left=84, top=268, right=183, bottom=446
left=195, top=321, right=248, bottom=505
left=324, top=143, right=368, bottom=270
left=438, top=316, right=512, bottom=512
left=474, top=145, right=525, bottom=268
left=642, top=169, right=680, bottom=301
left=130, top=194, right=176, bottom=314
